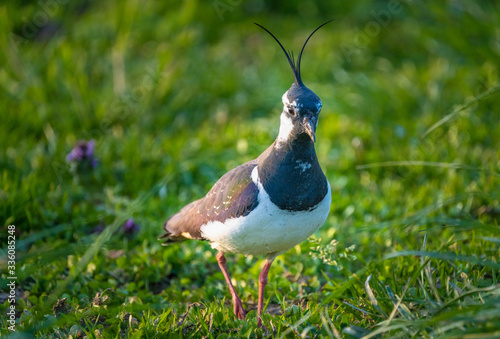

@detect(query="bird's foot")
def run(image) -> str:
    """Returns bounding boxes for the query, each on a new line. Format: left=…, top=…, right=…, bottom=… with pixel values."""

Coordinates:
left=232, top=298, right=246, bottom=320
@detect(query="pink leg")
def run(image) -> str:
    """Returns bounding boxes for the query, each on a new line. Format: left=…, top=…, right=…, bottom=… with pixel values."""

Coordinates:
left=216, top=252, right=246, bottom=320
left=257, top=258, right=274, bottom=327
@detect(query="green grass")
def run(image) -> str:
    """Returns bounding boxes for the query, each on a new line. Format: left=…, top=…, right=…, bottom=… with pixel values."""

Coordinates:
left=1, top=0, right=500, bottom=337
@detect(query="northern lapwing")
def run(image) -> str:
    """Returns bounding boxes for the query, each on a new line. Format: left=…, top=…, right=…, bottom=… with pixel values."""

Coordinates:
left=160, top=21, right=332, bottom=327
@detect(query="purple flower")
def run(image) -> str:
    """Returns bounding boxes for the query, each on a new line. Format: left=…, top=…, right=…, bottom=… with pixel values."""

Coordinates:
left=66, top=140, right=98, bottom=167
left=123, top=218, right=140, bottom=234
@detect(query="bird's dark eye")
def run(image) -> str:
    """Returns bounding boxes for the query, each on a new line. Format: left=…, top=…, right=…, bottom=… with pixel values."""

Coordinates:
left=288, top=107, right=296, bottom=116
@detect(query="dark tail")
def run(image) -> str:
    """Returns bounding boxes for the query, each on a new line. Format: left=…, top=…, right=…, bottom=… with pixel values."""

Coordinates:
left=159, top=200, right=205, bottom=245
left=158, top=219, right=189, bottom=245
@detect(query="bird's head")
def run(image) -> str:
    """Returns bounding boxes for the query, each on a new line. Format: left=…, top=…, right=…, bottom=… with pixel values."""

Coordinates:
left=280, top=83, right=322, bottom=143
left=255, top=21, right=331, bottom=145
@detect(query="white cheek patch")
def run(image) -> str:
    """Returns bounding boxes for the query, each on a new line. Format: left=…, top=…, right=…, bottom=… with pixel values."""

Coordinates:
left=276, top=113, right=294, bottom=146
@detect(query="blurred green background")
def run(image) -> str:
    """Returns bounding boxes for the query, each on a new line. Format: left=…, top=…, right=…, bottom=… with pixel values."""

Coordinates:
left=1, top=0, right=500, bottom=337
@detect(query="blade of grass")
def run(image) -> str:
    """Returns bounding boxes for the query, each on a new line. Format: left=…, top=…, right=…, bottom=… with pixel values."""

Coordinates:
left=356, top=161, right=500, bottom=179
left=421, top=82, right=500, bottom=139
left=365, top=275, right=388, bottom=317
left=384, top=250, right=500, bottom=269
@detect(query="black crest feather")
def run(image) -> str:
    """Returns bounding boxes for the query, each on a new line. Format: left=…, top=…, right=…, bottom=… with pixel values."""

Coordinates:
left=255, top=20, right=333, bottom=86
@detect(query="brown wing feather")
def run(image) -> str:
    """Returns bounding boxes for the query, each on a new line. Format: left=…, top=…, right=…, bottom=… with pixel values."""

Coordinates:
left=160, top=160, right=259, bottom=244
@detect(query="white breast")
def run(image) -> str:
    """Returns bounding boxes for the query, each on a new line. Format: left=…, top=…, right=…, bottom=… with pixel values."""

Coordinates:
left=200, top=166, right=331, bottom=256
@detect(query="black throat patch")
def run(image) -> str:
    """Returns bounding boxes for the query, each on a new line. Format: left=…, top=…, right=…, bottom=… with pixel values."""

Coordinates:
left=258, top=136, right=328, bottom=211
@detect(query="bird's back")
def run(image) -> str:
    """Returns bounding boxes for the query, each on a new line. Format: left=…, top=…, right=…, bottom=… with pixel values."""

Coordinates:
left=160, top=159, right=260, bottom=243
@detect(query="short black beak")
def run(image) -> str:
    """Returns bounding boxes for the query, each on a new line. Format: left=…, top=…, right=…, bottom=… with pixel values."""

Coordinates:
left=303, top=117, right=316, bottom=142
